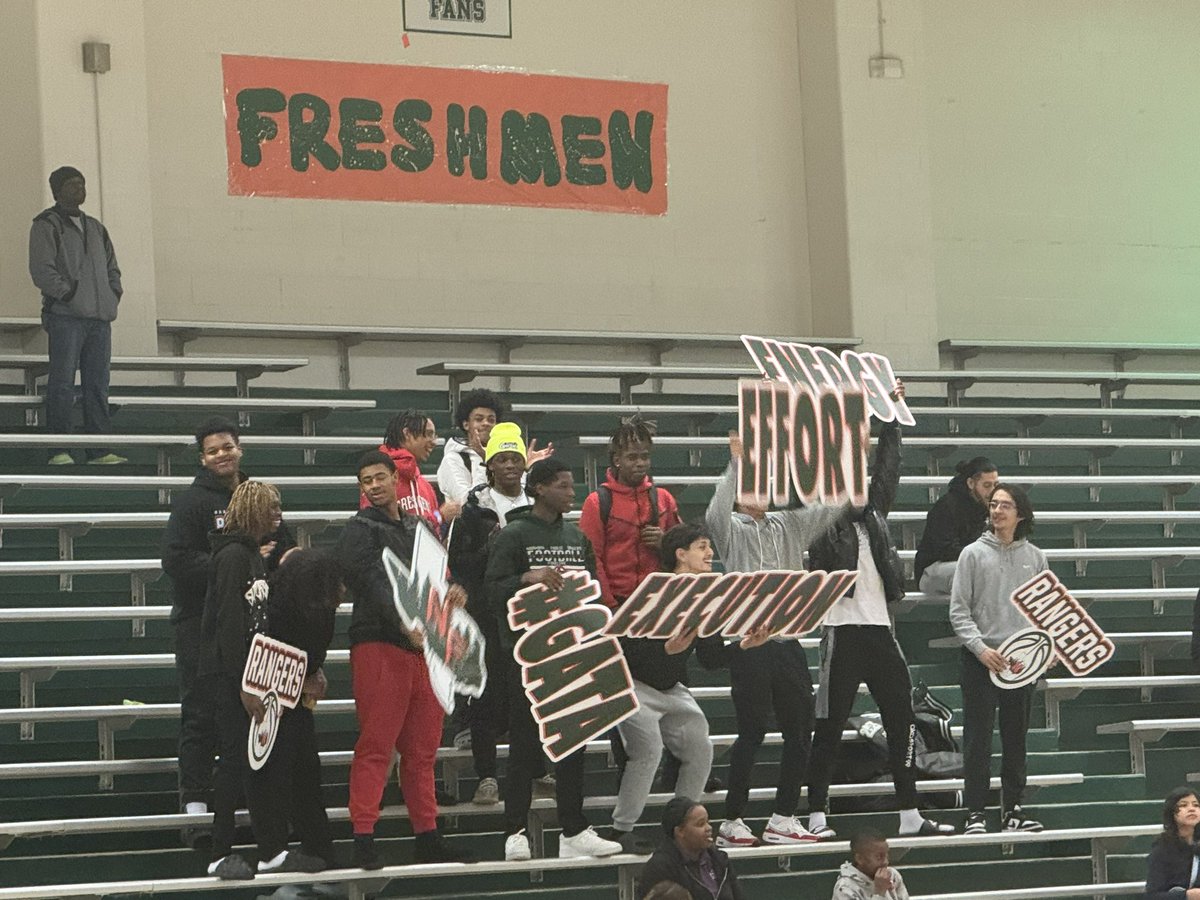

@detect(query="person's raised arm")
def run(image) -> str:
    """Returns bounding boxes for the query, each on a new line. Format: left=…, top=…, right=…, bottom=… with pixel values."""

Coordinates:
left=705, top=432, right=741, bottom=562
left=867, top=381, right=906, bottom=516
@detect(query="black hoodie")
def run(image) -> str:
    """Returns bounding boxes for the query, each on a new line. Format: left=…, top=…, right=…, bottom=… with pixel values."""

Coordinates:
left=199, top=531, right=270, bottom=680
left=913, top=471, right=989, bottom=582
left=620, top=633, right=727, bottom=692
left=161, top=468, right=295, bottom=624
left=638, top=839, right=744, bottom=900
left=334, top=506, right=422, bottom=652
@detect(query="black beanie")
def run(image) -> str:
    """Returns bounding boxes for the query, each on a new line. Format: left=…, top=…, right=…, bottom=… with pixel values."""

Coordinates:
left=662, top=796, right=698, bottom=836
left=525, top=458, right=571, bottom=496
left=49, top=166, right=84, bottom=197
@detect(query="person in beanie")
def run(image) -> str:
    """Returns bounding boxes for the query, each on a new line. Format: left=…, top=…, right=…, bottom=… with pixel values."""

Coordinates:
left=485, top=458, right=622, bottom=862
left=337, top=450, right=472, bottom=868
left=638, top=797, right=744, bottom=900
left=29, top=166, right=125, bottom=465
left=832, top=829, right=910, bottom=900
left=950, top=483, right=1046, bottom=836
left=914, top=457, right=999, bottom=599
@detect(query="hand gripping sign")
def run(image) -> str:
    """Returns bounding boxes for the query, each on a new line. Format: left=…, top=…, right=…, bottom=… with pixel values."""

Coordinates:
left=241, top=633, right=307, bottom=770
left=990, top=570, right=1115, bottom=690
left=507, top=569, right=639, bottom=762
left=383, top=522, right=487, bottom=715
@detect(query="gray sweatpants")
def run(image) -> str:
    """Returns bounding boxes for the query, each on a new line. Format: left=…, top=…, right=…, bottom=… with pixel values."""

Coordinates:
left=611, top=681, right=713, bottom=833
left=918, top=560, right=958, bottom=599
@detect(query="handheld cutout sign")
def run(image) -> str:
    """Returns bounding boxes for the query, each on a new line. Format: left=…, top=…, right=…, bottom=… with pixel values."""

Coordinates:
left=604, top=567, right=858, bottom=641
left=384, top=522, right=487, bottom=714
left=741, top=336, right=915, bottom=426
left=241, top=633, right=307, bottom=770
left=507, top=569, right=638, bottom=762
left=990, top=570, right=1115, bottom=690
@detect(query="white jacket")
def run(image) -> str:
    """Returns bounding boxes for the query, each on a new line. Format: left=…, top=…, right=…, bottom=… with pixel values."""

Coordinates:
left=437, top=437, right=485, bottom=504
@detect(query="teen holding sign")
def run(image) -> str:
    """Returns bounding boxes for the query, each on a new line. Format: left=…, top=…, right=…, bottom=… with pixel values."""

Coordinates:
left=949, top=484, right=1046, bottom=835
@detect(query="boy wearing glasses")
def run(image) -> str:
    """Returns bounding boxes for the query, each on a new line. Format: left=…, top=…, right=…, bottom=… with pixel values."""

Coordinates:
left=949, top=483, right=1047, bottom=835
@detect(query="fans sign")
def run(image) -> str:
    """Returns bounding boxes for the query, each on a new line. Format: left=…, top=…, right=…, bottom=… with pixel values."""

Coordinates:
left=990, top=570, right=1115, bottom=689
left=241, top=634, right=307, bottom=770
left=507, top=569, right=638, bottom=762
left=384, top=522, right=488, bottom=714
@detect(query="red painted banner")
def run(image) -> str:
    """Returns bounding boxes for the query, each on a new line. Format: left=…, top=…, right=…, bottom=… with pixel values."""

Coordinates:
left=222, top=54, right=668, bottom=215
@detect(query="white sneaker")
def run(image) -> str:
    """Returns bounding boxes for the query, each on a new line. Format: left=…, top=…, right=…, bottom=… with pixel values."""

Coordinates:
left=762, top=814, right=818, bottom=844
left=558, top=826, right=623, bottom=858
left=505, top=830, right=532, bottom=861
left=716, top=818, right=758, bottom=847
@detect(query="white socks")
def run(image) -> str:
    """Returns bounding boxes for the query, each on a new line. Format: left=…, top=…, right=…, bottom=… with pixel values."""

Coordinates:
left=185, top=802, right=208, bottom=815
left=258, top=850, right=288, bottom=872
left=808, top=811, right=827, bottom=832
left=899, top=808, right=924, bottom=833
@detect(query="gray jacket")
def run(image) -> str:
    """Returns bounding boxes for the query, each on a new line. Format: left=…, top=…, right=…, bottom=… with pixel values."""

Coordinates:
left=705, top=463, right=847, bottom=571
left=832, top=861, right=909, bottom=900
left=29, top=206, right=122, bottom=322
left=949, top=530, right=1049, bottom=658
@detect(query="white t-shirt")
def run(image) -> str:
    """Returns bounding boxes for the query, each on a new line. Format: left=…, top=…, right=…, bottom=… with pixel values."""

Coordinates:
left=489, top=490, right=530, bottom=526
left=823, top=522, right=891, bottom=627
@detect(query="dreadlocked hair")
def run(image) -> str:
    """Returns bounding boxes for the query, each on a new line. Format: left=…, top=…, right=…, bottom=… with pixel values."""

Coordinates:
left=224, top=480, right=280, bottom=540
left=607, top=414, right=657, bottom=464
left=383, top=409, right=429, bottom=449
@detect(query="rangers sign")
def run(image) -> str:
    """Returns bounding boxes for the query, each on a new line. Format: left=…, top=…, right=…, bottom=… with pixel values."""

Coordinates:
left=241, top=633, right=308, bottom=769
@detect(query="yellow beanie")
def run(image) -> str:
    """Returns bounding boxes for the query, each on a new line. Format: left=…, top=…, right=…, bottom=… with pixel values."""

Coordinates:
left=485, top=422, right=527, bottom=462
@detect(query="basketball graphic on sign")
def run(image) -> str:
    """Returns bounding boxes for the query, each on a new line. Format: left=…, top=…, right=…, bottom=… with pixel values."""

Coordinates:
left=247, top=692, right=281, bottom=771
left=990, top=627, right=1056, bottom=690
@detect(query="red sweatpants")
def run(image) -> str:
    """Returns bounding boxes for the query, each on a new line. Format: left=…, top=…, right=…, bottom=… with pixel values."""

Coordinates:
left=349, top=642, right=444, bottom=834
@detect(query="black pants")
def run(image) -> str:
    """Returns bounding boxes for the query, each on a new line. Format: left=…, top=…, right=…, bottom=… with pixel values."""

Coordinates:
left=210, top=679, right=332, bottom=862
left=807, top=625, right=918, bottom=811
left=725, top=640, right=814, bottom=820
left=175, top=616, right=217, bottom=808
left=469, top=610, right=510, bottom=780
left=960, top=649, right=1032, bottom=813
left=503, top=662, right=587, bottom=838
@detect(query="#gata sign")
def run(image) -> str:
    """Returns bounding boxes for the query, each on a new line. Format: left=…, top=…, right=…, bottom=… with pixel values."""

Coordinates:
left=241, top=633, right=308, bottom=770
left=507, top=569, right=638, bottom=762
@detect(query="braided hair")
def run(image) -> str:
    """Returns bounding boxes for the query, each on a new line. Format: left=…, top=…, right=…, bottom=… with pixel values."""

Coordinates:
left=224, top=480, right=280, bottom=540
left=383, top=409, right=430, bottom=450
left=607, top=415, right=656, bottom=465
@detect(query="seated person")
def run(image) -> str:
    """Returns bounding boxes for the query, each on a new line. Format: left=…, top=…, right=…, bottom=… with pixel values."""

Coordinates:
left=1144, top=786, right=1200, bottom=899
left=913, top=457, right=998, bottom=599
left=833, top=829, right=910, bottom=900
left=639, top=797, right=744, bottom=900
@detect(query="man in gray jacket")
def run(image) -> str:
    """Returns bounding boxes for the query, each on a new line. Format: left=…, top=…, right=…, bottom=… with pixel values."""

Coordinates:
left=706, top=430, right=847, bottom=847
left=28, top=166, right=125, bottom=466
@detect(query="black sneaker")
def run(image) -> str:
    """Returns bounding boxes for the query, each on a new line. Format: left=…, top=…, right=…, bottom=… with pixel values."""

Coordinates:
left=352, top=834, right=383, bottom=870
left=964, top=812, right=987, bottom=835
left=208, top=853, right=254, bottom=880
left=1002, top=807, right=1043, bottom=833
left=901, top=817, right=955, bottom=836
left=413, top=830, right=477, bottom=864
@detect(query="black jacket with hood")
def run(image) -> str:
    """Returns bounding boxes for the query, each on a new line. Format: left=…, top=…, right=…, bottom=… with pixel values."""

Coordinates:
left=334, top=506, right=422, bottom=652
left=199, top=532, right=270, bottom=680
left=808, top=422, right=906, bottom=604
left=161, top=468, right=294, bottom=624
left=913, top=471, right=989, bottom=582
left=637, top=839, right=744, bottom=900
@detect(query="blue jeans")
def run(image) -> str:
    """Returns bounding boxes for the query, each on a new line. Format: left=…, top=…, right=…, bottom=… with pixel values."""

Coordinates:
left=42, top=312, right=112, bottom=459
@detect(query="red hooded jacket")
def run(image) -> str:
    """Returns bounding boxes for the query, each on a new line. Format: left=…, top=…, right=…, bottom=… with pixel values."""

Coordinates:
left=579, top=469, right=681, bottom=608
left=359, top=443, right=442, bottom=535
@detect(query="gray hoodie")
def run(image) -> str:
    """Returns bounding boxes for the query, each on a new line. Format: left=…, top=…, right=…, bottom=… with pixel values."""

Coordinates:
left=832, top=860, right=909, bottom=900
left=705, top=463, right=848, bottom=572
left=29, top=206, right=122, bottom=322
left=949, top=531, right=1049, bottom=658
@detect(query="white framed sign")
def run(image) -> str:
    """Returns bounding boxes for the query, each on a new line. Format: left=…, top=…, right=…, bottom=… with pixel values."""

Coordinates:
left=402, top=0, right=513, bottom=38
left=241, top=634, right=307, bottom=769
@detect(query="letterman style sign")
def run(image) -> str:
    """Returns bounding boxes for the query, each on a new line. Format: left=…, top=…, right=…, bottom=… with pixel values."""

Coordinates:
left=383, top=522, right=487, bottom=714
left=507, top=569, right=638, bottom=762
left=990, top=570, right=1115, bottom=689
left=241, top=634, right=308, bottom=770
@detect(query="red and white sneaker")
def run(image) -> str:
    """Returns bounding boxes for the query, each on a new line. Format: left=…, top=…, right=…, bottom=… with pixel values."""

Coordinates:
left=762, top=814, right=819, bottom=844
left=716, top=818, right=759, bottom=847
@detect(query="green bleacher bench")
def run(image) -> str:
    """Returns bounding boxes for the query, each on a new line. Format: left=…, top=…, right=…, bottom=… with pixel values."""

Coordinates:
left=0, top=821, right=1151, bottom=900
left=939, top=337, right=1200, bottom=370
left=1045, top=676, right=1200, bottom=733
left=0, top=557, right=160, bottom=608
left=1096, top=717, right=1200, bottom=775
left=912, top=883, right=1143, bottom=900
left=159, top=318, right=860, bottom=391
left=929, top=631, right=1190, bottom=679
left=0, top=318, right=41, bottom=341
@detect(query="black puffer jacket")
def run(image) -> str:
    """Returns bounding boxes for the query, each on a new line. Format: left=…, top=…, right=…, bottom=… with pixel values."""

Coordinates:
left=637, top=839, right=744, bottom=900
left=913, top=471, right=989, bottom=581
left=808, top=423, right=905, bottom=604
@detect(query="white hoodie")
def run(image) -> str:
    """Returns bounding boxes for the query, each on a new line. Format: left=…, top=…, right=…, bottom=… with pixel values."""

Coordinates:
left=437, top=437, right=485, bottom=504
left=832, top=860, right=909, bottom=900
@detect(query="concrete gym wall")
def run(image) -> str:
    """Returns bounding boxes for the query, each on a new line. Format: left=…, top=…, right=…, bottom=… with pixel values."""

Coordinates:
left=142, top=0, right=818, bottom=340
left=925, top=0, right=1200, bottom=344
